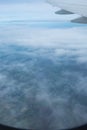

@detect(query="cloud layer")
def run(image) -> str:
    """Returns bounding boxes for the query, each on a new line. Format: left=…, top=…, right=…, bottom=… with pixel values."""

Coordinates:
left=0, top=22, right=87, bottom=130
left=0, top=0, right=87, bottom=129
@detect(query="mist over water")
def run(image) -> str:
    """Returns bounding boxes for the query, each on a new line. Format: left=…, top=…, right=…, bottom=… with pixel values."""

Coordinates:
left=0, top=22, right=87, bottom=130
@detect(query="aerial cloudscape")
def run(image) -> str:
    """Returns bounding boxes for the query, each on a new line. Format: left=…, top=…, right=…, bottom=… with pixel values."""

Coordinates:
left=0, top=0, right=87, bottom=130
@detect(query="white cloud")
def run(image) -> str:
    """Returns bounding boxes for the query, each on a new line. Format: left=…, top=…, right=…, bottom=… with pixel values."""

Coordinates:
left=0, top=24, right=87, bottom=64
left=0, top=25, right=87, bottom=47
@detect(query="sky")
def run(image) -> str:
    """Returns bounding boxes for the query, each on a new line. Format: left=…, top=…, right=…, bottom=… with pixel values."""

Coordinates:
left=0, top=0, right=37, bottom=3
left=0, top=0, right=78, bottom=21
left=0, top=0, right=44, bottom=3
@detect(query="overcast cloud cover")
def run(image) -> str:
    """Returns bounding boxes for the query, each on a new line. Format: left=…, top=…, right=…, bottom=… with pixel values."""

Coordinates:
left=0, top=0, right=87, bottom=130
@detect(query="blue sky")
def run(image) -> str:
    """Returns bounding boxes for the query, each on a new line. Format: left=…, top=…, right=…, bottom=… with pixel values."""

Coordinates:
left=0, top=0, right=37, bottom=3
left=0, top=0, right=78, bottom=21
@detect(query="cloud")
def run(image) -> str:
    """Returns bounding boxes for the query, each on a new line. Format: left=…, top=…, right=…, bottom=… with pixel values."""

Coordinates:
left=0, top=39, right=87, bottom=129
left=0, top=23, right=87, bottom=65
left=0, top=12, right=87, bottom=129
left=0, top=0, right=87, bottom=130
left=0, top=24, right=87, bottom=47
